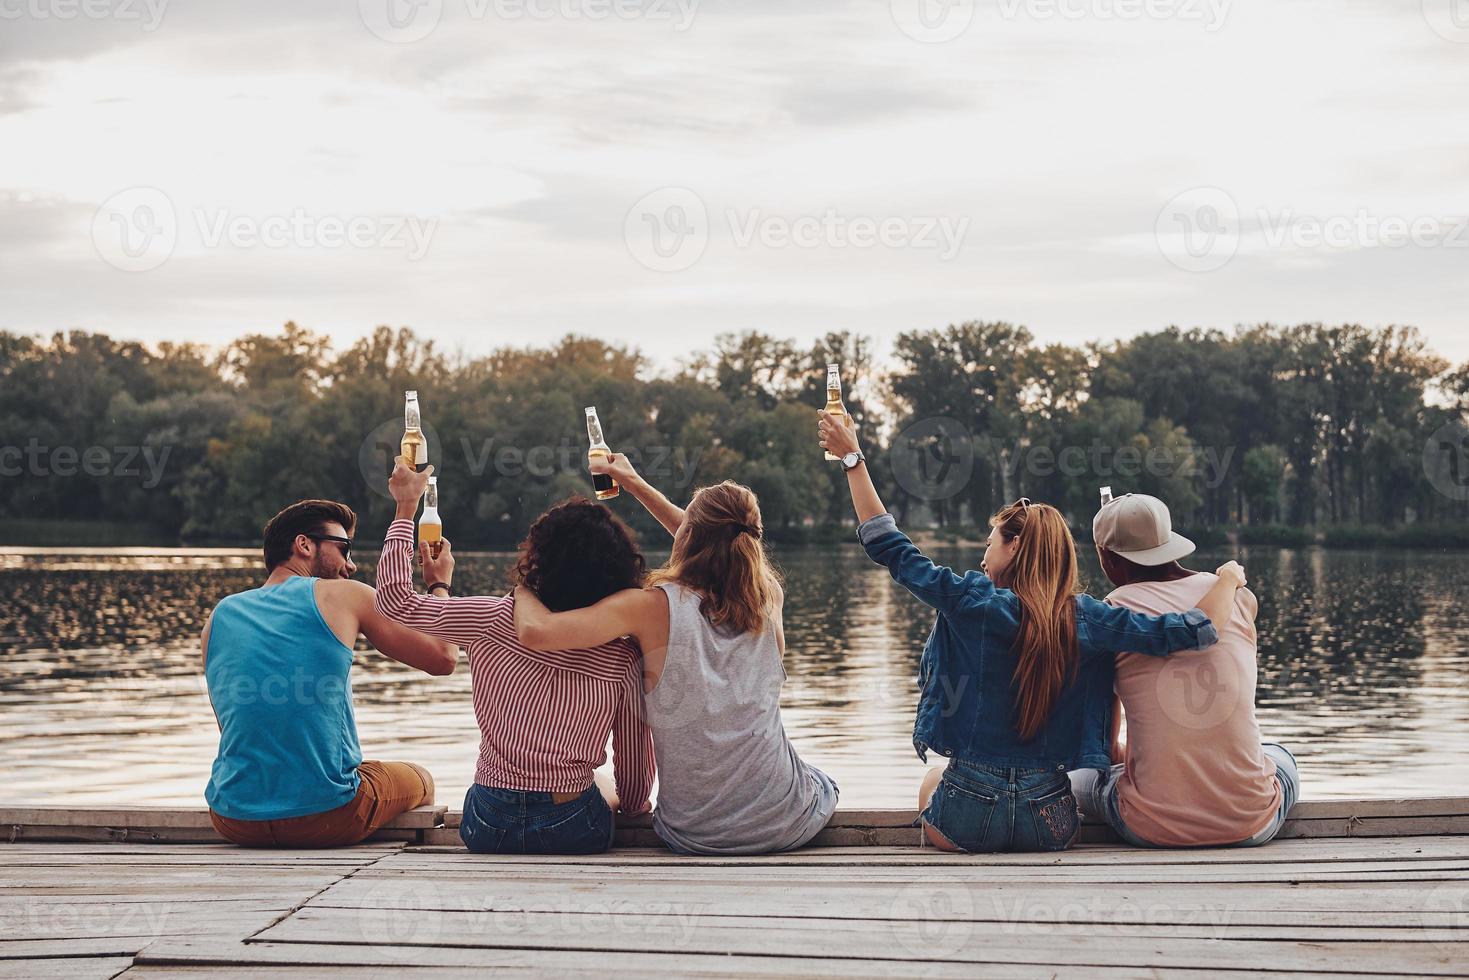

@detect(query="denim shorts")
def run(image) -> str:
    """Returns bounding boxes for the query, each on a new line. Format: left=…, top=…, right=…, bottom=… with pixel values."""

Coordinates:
left=1071, top=742, right=1301, bottom=848
left=459, top=782, right=615, bottom=855
left=921, top=760, right=1080, bottom=853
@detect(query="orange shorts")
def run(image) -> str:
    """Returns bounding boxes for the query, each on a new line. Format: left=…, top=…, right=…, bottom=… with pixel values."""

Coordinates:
left=210, top=760, right=434, bottom=848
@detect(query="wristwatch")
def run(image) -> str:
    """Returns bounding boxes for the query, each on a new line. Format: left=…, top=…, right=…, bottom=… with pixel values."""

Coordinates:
left=841, top=450, right=866, bottom=472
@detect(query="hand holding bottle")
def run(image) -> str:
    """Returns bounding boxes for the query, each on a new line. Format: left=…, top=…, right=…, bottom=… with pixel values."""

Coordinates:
left=818, top=409, right=860, bottom=460
left=389, top=461, right=434, bottom=518
left=421, top=539, right=454, bottom=590
left=589, top=451, right=639, bottom=488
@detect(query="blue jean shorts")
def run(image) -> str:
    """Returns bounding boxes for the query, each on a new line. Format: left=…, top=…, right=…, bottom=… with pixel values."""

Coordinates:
left=921, top=760, right=1080, bottom=853
left=1070, top=742, right=1301, bottom=848
left=459, top=782, right=615, bottom=855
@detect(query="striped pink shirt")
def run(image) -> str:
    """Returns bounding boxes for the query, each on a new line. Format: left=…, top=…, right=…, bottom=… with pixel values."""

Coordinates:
left=374, top=519, right=654, bottom=813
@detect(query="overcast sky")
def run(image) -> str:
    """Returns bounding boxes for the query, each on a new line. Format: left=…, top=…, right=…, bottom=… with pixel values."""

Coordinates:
left=2, top=0, right=1467, bottom=369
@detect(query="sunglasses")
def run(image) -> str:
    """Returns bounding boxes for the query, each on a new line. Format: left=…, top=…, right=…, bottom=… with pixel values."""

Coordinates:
left=1014, top=497, right=1031, bottom=510
left=306, top=533, right=354, bottom=561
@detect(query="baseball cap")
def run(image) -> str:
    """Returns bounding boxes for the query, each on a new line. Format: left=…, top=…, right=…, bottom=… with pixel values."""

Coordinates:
left=1092, top=492, right=1195, bottom=566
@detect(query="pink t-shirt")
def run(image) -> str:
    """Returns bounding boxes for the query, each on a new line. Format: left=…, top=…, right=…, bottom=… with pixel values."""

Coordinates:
left=1109, top=574, right=1281, bottom=846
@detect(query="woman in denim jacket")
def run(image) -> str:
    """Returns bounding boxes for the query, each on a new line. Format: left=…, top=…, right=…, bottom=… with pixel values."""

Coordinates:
left=818, top=411, right=1247, bottom=852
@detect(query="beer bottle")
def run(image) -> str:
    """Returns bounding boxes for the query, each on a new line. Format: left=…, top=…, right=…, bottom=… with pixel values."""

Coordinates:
left=823, top=363, right=847, bottom=462
left=420, top=476, right=443, bottom=558
left=585, top=406, right=620, bottom=501
left=400, top=390, right=428, bottom=473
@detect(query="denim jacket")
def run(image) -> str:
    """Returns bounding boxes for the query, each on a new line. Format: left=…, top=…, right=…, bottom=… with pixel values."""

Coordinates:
left=859, top=514, right=1218, bottom=772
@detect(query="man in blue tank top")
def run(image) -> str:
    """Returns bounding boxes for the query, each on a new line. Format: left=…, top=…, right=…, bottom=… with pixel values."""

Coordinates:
left=203, top=496, right=458, bottom=847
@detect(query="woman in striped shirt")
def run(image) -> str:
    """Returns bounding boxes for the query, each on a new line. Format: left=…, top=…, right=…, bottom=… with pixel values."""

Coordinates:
left=375, top=462, right=654, bottom=854
left=515, top=454, right=839, bottom=855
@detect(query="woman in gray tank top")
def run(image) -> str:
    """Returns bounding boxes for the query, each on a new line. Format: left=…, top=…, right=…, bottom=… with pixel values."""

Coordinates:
left=515, top=456, right=838, bottom=855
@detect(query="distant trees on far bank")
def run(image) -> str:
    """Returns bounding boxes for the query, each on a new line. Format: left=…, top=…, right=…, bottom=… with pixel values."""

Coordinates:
left=0, top=321, right=1465, bottom=547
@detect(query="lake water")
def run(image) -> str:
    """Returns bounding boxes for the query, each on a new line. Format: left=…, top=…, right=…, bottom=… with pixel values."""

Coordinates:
left=1, top=544, right=1466, bottom=808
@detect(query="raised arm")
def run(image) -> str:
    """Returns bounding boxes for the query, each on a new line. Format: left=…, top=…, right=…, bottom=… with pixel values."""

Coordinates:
left=513, top=584, right=665, bottom=652
left=373, top=518, right=503, bottom=650
left=819, top=410, right=987, bottom=615
left=591, top=452, right=684, bottom=537
left=819, top=409, right=884, bottom=523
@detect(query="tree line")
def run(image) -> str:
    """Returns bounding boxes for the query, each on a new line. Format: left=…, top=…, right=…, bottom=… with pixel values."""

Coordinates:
left=1, top=321, right=1465, bottom=548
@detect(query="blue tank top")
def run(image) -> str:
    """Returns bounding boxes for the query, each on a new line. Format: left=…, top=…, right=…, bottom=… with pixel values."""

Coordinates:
left=204, top=576, right=363, bottom=820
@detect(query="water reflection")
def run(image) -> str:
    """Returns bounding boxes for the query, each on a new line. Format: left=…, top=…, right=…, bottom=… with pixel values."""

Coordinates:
left=1, top=544, right=1466, bottom=806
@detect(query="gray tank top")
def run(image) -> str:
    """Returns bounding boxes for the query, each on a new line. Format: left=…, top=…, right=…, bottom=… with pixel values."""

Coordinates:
left=648, top=583, right=837, bottom=855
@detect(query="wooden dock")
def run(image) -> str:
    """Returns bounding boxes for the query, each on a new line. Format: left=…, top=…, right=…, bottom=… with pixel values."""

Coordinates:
left=3, top=800, right=1467, bottom=978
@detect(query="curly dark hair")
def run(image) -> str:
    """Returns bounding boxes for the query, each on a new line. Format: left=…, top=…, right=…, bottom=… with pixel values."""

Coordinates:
left=512, top=496, right=647, bottom=612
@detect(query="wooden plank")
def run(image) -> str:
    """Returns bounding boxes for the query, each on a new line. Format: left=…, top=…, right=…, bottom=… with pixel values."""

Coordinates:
left=316, top=874, right=1469, bottom=921
left=0, top=938, right=152, bottom=959
left=0, top=956, right=134, bottom=978
left=134, top=939, right=1394, bottom=978
left=363, top=860, right=1469, bottom=884
left=0, top=901, right=293, bottom=942
left=0, top=806, right=446, bottom=831
left=398, top=836, right=1469, bottom=865
left=261, top=905, right=1469, bottom=955
left=111, top=965, right=1420, bottom=980
left=176, top=913, right=1469, bottom=977
left=1, top=825, right=423, bottom=846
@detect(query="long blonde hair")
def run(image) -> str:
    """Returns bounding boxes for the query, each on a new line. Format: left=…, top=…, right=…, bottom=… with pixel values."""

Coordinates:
left=990, top=498, right=1081, bottom=742
left=648, top=481, right=783, bottom=635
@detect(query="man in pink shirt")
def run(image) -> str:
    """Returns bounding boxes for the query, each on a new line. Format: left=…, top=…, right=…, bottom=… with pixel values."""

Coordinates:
left=1069, top=493, right=1300, bottom=847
